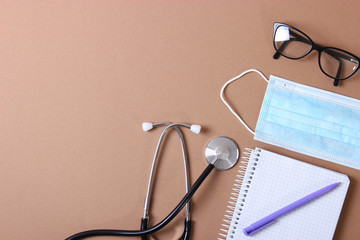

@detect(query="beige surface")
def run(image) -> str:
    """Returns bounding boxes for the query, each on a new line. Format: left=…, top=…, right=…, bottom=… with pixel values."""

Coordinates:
left=1, top=1, right=360, bottom=239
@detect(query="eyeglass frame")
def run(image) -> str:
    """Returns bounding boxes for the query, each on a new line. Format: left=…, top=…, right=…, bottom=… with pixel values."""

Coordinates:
left=272, top=22, right=360, bottom=86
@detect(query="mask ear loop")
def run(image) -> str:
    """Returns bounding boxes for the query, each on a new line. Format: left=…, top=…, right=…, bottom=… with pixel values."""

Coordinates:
left=220, top=69, right=269, bottom=135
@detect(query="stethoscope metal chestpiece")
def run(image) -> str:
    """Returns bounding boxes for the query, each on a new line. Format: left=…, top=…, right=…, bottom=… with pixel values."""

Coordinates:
left=205, top=136, right=239, bottom=170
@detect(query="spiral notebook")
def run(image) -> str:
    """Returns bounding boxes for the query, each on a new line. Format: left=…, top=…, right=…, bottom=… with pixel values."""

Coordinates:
left=218, top=148, right=349, bottom=240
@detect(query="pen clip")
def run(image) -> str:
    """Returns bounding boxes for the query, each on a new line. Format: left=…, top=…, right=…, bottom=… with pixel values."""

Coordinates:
left=243, top=219, right=276, bottom=236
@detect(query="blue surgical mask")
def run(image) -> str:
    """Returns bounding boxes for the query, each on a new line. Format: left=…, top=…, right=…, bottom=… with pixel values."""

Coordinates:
left=220, top=69, right=360, bottom=169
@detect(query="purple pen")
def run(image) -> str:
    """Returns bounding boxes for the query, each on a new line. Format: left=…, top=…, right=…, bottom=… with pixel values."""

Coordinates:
left=243, top=182, right=340, bottom=236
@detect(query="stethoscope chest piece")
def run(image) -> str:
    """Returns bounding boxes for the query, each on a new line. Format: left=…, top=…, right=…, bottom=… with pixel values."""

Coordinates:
left=204, top=136, right=239, bottom=170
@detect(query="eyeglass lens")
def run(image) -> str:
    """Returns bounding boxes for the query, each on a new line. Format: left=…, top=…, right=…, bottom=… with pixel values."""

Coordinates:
left=320, top=48, right=359, bottom=80
left=274, top=25, right=312, bottom=59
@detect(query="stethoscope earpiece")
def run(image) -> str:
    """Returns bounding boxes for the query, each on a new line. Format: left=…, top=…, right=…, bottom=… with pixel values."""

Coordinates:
left=190, top=125, right=201, bottom=134
left=142, top=122, right=154, bottom=132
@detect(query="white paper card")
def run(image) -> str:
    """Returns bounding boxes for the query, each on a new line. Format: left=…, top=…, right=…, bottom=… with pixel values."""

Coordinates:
left=275, top=26, right=290, bottom=42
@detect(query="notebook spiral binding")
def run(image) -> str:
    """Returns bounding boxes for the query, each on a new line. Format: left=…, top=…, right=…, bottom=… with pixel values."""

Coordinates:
left=217, top=148, right=260, bottom=240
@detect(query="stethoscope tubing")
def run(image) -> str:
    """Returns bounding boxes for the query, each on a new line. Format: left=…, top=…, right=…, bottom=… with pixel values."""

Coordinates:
left=65, top=162, right=216, bottom=239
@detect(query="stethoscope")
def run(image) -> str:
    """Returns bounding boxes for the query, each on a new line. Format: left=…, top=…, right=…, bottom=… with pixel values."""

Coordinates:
left=66, top=122, right=239, bottom=240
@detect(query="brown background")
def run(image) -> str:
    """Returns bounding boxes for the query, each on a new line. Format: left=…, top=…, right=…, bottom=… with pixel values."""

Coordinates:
left=1, top=1, right=359, bottom=239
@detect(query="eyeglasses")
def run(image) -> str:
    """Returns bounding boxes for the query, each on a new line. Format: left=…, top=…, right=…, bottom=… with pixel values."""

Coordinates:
left=272, top=22, right=360, bottom=86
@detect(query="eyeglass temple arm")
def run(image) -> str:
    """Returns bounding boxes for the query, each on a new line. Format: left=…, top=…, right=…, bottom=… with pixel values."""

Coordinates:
left=273, top=30, right=312, bottom=59
left=273, top=41, right=288, bottom=59
left=324, top=49, right=343, bottom=86
left=324, top=48, right=359, bottom=63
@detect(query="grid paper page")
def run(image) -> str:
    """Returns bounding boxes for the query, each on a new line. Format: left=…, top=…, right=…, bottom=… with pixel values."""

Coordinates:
left=226, top=148, right=349, bottom=240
